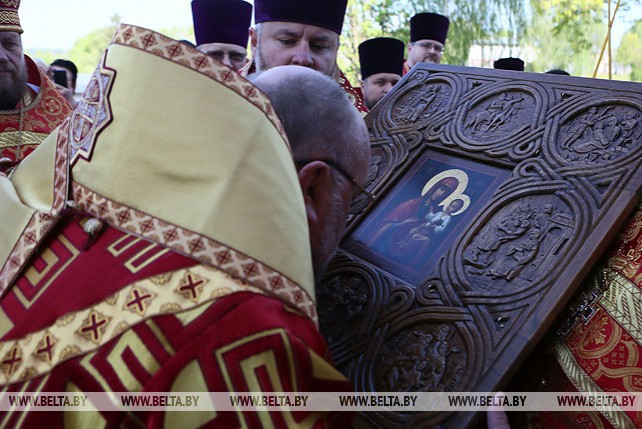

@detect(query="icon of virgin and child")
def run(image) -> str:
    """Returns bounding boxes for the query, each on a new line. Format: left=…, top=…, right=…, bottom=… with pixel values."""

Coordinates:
left=368, top=169, right=471, bottom=265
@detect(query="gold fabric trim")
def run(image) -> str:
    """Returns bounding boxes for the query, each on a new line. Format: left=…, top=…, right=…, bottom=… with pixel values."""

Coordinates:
left=0, top=265, right=267, bottom=385
left=0, top=10, right=21, bottom=34
left=606, top=208, right=642, bottom=286
left=599, top=269, right=642, bottom=348
left=72, top=182, right=318, bottom=324
left=554, top=341, right=636, bottom=429
left=0, top=131, right=47, bottom=148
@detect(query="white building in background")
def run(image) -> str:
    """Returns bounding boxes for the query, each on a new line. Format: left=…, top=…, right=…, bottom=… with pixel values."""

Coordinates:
left=467, top=44, right=536, bottom=69
left=465, top=43, right=629, bottom=78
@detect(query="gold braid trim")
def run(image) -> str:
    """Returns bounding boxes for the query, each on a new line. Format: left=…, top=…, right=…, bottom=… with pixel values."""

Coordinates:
left=598, top=269, right=642, bottom=348
left=0, top=131, right=48, bottom=148
left=554, top=341, right=636, bottom=429
left=0, top=10, right=21, bottom=34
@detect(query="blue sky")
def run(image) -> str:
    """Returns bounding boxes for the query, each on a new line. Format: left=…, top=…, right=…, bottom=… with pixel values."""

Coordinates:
left=18, top=0, right=642, bottom=52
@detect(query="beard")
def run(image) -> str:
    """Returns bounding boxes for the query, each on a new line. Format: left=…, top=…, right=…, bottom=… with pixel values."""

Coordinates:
left=254, top=45, right=268, bottom=73
left=0, top=57, right=27, bottom=110
left=421, top=54, right=440, bottom=64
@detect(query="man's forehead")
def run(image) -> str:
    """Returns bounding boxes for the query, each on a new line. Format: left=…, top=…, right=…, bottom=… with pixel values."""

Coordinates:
left=0, top=31, right=20, bottom=41
left=262, top=21, right=338, bottom=40
left=413, top=38, right=444, bottom=46
left=368, top=72, right=401, bottom=82
left=198, top=42, right=247, bottom=54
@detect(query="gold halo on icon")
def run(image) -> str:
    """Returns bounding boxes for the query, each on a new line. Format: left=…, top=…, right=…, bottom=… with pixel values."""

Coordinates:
left=421, top=169, right=470, bottom=216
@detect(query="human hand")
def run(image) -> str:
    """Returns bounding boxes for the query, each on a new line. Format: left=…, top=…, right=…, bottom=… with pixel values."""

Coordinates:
left=486, top=392, right=510, bottom=429
left=54, top=84, right=78, bottom=108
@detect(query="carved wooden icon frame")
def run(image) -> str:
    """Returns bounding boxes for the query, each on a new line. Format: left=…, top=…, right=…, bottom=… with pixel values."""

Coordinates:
left=318, top=63, right=642, bottom=428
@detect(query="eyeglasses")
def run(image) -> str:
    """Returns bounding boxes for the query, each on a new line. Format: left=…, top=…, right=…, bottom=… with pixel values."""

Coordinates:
left=296, top=159, right=377, bottom=210
left=411, top=41, right=445, bottom=53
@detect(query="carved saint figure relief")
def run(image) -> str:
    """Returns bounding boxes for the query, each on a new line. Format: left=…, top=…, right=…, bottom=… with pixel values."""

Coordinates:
left=394, top=84, right=448, bottom=123
left=317, top=276, right=369, bottom=343
left=378, top=324, right=465, bottom=392
left=463, top=200, right=574, bottom=286
left=464, top=92, right=525, bottom=135
left=560, top=106, right=642, bottom=163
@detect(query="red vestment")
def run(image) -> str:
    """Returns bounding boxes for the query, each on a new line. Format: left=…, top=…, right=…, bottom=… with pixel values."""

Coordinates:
left=0, top=24, right=352, bottom=428
left=0, top=55, right=72, bottom=171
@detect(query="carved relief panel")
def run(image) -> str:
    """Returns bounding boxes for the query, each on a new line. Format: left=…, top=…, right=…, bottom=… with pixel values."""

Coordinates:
left=318, top=64, right=642, bottom=428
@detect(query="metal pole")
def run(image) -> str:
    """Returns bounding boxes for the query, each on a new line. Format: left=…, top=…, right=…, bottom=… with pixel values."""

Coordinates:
left=593, top=0, right=621, bottom=78
left=607, top=0, right=613, bottom=80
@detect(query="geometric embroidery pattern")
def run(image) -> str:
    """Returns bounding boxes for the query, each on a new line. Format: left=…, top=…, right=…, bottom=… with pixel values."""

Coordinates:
left=123, top=287, right=156, bottom=316
left=0, top=265, right=269, bottom=385
left=69, top=62, right=115, bottom=166
left=176, top=271, right=207, bottom=303
left=72, top=182, right=317, bottom=325
left=0, top=117, right=71, bottom=298
left=33, top=331, right=57, bottom=365
left=1, top=344, right=22, bottom=378
left=76, top=310, right=111, bottom=344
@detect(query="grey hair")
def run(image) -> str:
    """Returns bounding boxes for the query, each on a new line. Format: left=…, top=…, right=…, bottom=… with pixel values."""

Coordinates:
left=249, top=67, right=369, bottom=175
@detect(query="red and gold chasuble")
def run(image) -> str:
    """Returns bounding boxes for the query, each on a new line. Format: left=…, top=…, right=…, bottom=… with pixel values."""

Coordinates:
left=0, top=24, right=351, bottom=428
left=512, top=205, right=642, bottom=429
left=0, top=55, right=72, bottom=171
left=334, top=68, right=368, bottom=115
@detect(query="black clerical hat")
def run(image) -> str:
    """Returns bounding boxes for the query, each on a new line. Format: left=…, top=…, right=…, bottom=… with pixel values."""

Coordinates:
left=254, top=0, right=348, bottom=34
left=494, top=57, right=525, bottom=71
left=359, top=37, right=405, bottom=80
left=410, top=12, right=449, bottom=44
left=192, top=0, right=252, bottom=47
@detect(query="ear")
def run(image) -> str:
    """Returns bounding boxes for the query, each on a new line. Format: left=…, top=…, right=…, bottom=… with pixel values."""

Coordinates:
left=297, top=161, right=333, bottom=234
left=249, top=26, right=258, bottom=50
left=407, top=41, right=413, bottom=54
left=360, top=78, right=365, bottom=90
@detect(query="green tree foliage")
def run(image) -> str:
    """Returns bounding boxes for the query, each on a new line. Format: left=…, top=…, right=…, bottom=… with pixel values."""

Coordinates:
left=525, top=7, right=605, bottom=75
left=338, top=0, right=393, bottom=84
left=532, top=0, right=604, bottom=50
left=338, top=0, right=527, bottom=83
left=617, top=19, right=642, bottom=81
left=67, top=15, right=194, bottom=75
left=68, top=15, right=120, bottom=74
left=526, top=0, right=642, bottom=77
